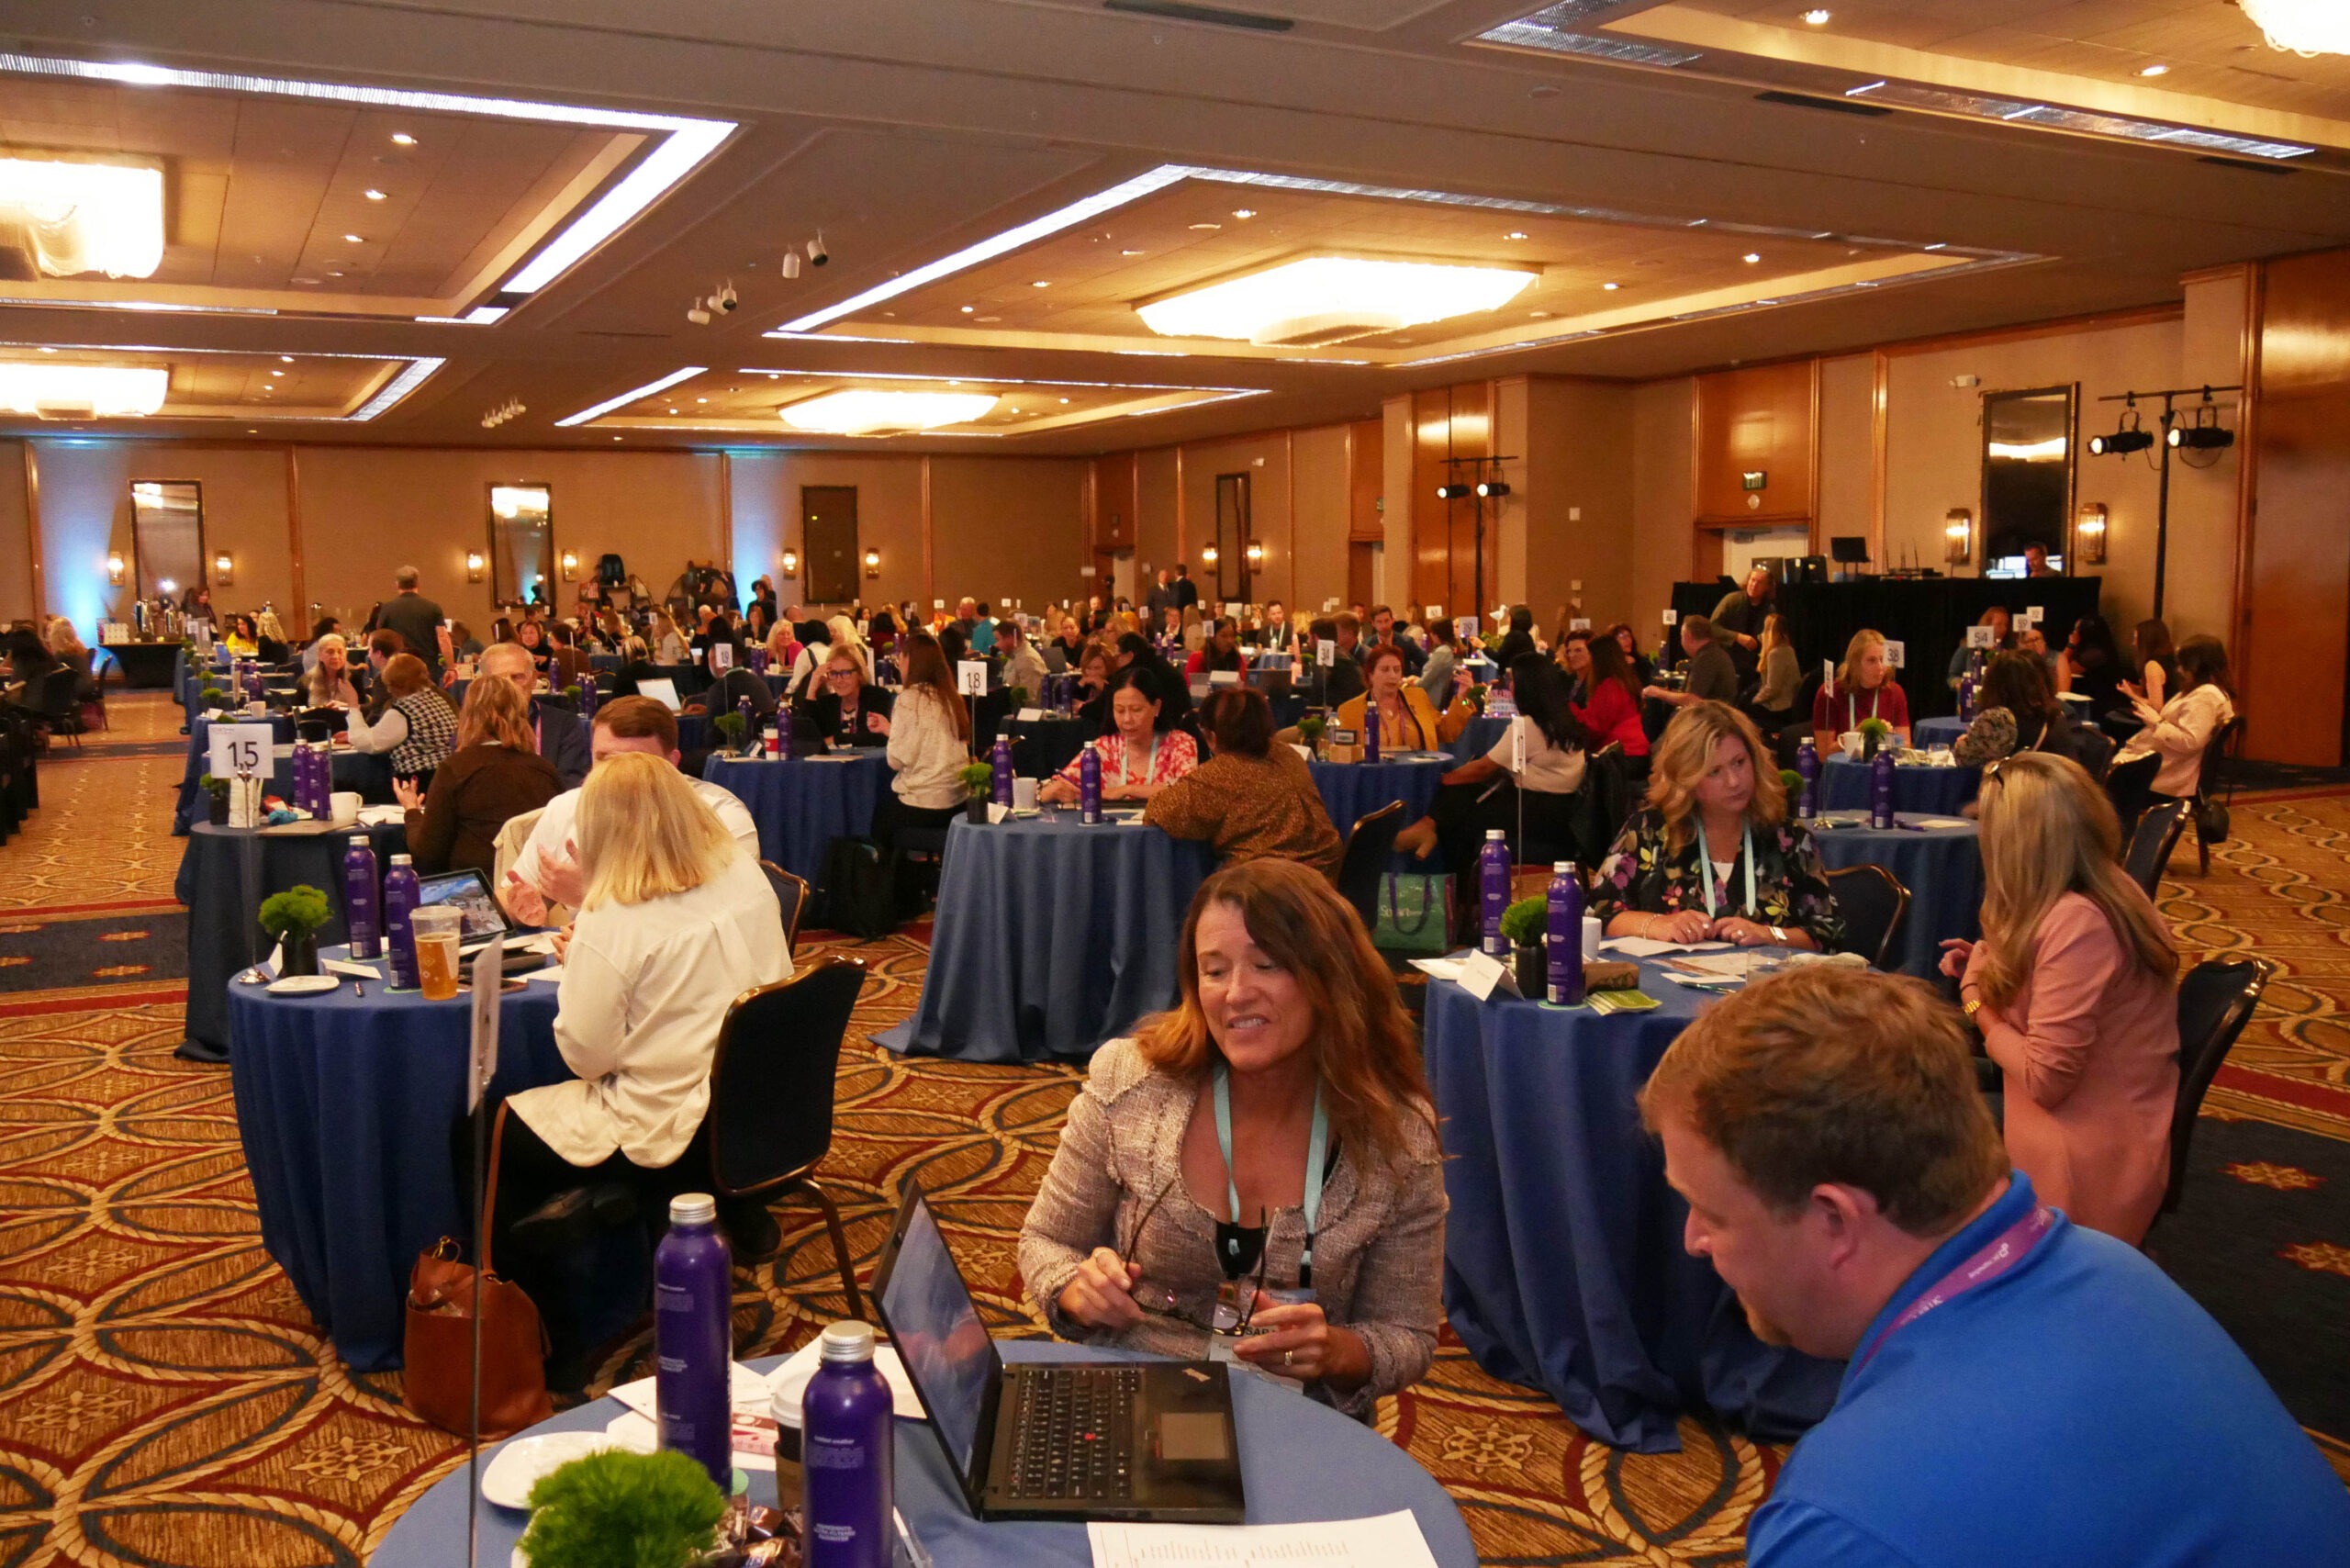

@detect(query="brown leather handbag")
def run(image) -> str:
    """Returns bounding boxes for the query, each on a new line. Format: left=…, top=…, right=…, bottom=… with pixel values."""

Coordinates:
left=404, top=1107, right=553, bottom=1439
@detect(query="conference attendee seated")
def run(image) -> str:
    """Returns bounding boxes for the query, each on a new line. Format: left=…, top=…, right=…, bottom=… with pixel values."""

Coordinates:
left=1000, top=619, right=1047, bottom=695
left=1334, top=644, right=1473, bottom=753
left=1943, top=605, right=2013, bottom=689
left=300, top=616, right=341, bottom=674
left=543, top=622, right=592, bottom=695
left=1366, top=604, right=1427, bottom=677
left=1071, top=642, right=1114, bottom=731
left=344, top=653, right=456, bottom=786
left=2125, top=617, right=2177, bottom=710
left=1185, top=616, right=1247, bottom=677
left=1638, top=964, right=2350, bottom=1567
left=1393, top=655, right=1588, bottom=870
left=2106, top=633, right=2233, bottom=837
left=1572, top=632, right=1651, bottom=762
left=1018, top=858, right=1445, bottom=1419
left=680, top=636, right=778, bottom=725
left=1951, top=651, right=2076, bottom=767
left=1490, top=604, right=1539, bottom=667
left=1144, top=689, right=1342, bottom=879
left=1319, top=616, right=1367, bottom=707
left=1416, top=620, right=1459, bottom=705
left=397, top=676, right=561, bottom=878
left=1810, top=629, right=1911, bottom=756
left=301, top=633, right=359, bottom=710
left=866, top=631, right=970, bottom=851
left=1644, top=614, right=1738, bottom=709
left=360, top=628, right=408, bottom=720
left=1608, top=621, right=1656, bottom=687
left=221, top=613, right=262, bottom=658
left=254, top=610, right=293, bottom=664
left=477, top=642, right=591, bottom=790
left=2053, top=613, right=2126, bottom=716
left=1591, top=701, right=1841, bottom=950
left=486, top=753, right=790, bottom=1385
left=607, top=635, right=657, bottom=699
left=502, top=697, right=758, bottom=927
left=795, top=643, right=892, bottom=750
left=1942, top=753, right=2178, bottom=1243
left=1040, top=664, right=1199, bottom=804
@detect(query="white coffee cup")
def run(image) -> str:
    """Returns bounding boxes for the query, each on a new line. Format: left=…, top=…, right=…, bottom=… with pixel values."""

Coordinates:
left=1837, top=730, right=1863, bottom=758
left=330, top=791, right=362, bottom=827
left=1582, top=913, right=1602, bottom=961
left=247, top=700, right=268, bottom=717
left=1012, top=776, right=1039, bottom=812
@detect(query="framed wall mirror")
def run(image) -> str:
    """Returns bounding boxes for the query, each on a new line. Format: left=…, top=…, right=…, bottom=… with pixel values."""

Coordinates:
left=487, top=483, right=554, bottom=607
left=1214, top=472, right=1250, bottom=602
left=129, top=479, right=205, bottom=604
left=1980, top=386, right=2076, bottom=572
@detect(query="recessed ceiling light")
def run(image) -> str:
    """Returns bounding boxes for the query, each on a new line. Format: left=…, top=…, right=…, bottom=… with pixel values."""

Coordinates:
left=1802, top=8, right=1831, bottom=24
left=270, top=369, right=285, bottom=376
left=37, top=345, right=55, bottom=353
left=0, top=364, right=169, bottom=416
left=2138, top=63, right=2169, bottom=77
left=780, top=389, right=1000, bottom=435
left=696, top=397, right=708, bottom=403
left=977, top=315, right=1001, bottom=322
left=292, top=276, right=319, bottom=285
left=343, top=233, right=364, bottom=243
left=1505, top=231, right=1529, bottom=241
left=1060, top=398, right=1070, bottom=404
left=1137, top=255, right=1538, bottom=345
left=613, top=435, right=622, bottom=441
left=1032, top=280, right=1050, bottom=288
left=1742, top=252, right=1762, bottom=263
left=960, top=305, right=976, bottom=313
left=364, top=188, right=387, bottom=201
left=0, top=158, right=164, bottom=280
left=391, top=132, right=417, bottom=146
left=1528, top=310, right=1550, bottom=319
left=1231, top=209, right=1256, bottom=219
left=1189, top=222, right=1223, bottom=231
left=1122, top=249, right=1146, bottom=256
left=1602, top=281, right=1620, bottom=290
left=667, top=407, right=678, bottom=414
left=279, top=354, right=294, bottom=362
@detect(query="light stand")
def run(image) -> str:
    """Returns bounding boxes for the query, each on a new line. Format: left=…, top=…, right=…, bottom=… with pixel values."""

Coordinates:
left=2088, top=384, right=2240, bottom=617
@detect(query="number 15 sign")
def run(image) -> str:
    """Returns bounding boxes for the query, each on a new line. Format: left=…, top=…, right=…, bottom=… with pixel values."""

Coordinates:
left=207, top=722, right=274, bottom=779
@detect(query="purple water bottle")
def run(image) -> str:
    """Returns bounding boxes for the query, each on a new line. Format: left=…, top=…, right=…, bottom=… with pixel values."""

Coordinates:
left=343, top=834, right=381, bottom=960
left=775, top=703, right=795, bottom=758
left=1796, top=735, right=1819, bottom=823
left=655, top=1193, right=734, bottom=1488
left=1478, top=829, right=1512, bottom=958
left=991, top=734, right=1013, bottom=806
left=1545, top=861, right=1584, bottom=1006
left=736, top=695, right=756, bottom=756
left=1363, top=701, right=1381, bottom=764
left=801, top=1320, right=895, bottom=1568
left=579, top=675, right=599, bottom=721
left=1080, top=742, right=1102, bottom=824
left=1870, top=745, right=1897, bottom=829
left=382, top=854, right=420, bottom=989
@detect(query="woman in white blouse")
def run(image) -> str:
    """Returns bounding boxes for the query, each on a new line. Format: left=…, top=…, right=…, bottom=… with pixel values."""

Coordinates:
left=1393, top=654, right=1588, bottom=868
left=867, top=630, right=972, bottom=849
left=489, top=751, right=790, bottom=1383
left=2107, top=633, right=2234, bottom=836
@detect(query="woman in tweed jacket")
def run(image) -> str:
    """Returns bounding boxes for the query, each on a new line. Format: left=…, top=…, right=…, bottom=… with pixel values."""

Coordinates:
left=1019, top=859, right=1446, bottom=1419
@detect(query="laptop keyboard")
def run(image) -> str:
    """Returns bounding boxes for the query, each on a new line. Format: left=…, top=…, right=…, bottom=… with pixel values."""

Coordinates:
left=1006, top=1366, right=1139, bottom=1501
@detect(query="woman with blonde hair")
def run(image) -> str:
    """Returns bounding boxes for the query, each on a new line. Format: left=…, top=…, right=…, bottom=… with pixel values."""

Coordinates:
left=1591, top=700, right=1842, bottom=950
left=1942, top=751, right=2180, bottom=1243
left=488, top=752, right=790, bottom=1383
left=397, top=672, right=559, bottom=876
left=1747, top=611, right=1801, bottom=725
left=1019, top=858, right=1445, bottom=1418
left=1810, top=628, right=1911, bottom=756
left=650, top=609, right=688, bottom=666
left=302, top=633, right=359, bottom=709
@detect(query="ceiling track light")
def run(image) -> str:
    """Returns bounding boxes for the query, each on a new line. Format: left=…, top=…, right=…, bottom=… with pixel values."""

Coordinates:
left=479, top=397, right=527, bottom=429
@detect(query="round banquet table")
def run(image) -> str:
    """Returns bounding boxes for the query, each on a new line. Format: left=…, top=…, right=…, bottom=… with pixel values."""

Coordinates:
left=370, top=1342, right=1478, bottom=1568
left=173, top=726, right=392, bottom=834
left=700, top=751, right=890, bottom=882
left=173, top=819, right=408, bottom=1061
left=1307, top=756, right=1447, bottom=839
left=1423, top=966, right=1842, bottom=1454
left=1806, top=812, right=1983, bottom=978
left=1446, top=713, right=1510, bottom=762
left=874, top=813, right=1214, bottom=1062
left=225, top=946, right=583, bottom=1372
left=1915, top=715, right=1967, bottom=749
left=1819, top=755, right=1978, bottom=815
left=676, top=711, right=710, bottom=756
left=1003, top=714, right=1096, bottom=779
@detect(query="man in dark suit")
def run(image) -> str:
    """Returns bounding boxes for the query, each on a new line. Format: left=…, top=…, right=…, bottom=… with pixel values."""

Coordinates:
left=1145, top=569, right=1175, bottom=622
left=479, top=642, right=590, bottom=789
left=1172, top=564, right=1200, bottom=611
left=376, top=566, right=446, bottom=683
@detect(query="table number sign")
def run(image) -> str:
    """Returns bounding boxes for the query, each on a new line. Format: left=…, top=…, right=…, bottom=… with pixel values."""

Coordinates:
left=957, top=660, right=989, bottom=696
left=208, top=722, right=274, bottom=781
left=1884, top=639, right=1906, bottom=669
left=2020, top=606, right=2042, bottom=628
left=710, top=643, right=733, bottom=672
left=1966, top=624, right=1996, bottom=649
left=1570, top=616, right=1592, bottom=633
left=1426, top=604, right=1444, bottom=622
left=1662, top=608, right=1679, bottom=627
left=1316, top=638, right=1337, bottom=666
left=1453, top=616, right=1479, bottom=645
left=466, top=939, right=502, bottom=1113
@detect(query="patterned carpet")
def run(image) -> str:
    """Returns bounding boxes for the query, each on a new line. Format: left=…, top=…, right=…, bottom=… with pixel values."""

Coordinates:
left=2, top=693, right=2344, bottom=1567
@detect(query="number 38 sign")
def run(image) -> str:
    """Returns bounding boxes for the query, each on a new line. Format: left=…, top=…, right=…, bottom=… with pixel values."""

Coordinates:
left=207, top=722, right=274, bottom=779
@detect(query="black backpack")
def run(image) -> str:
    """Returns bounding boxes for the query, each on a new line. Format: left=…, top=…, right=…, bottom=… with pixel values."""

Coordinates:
left=597, top=553, right=627, bottom=587
left=814, top=836, right=897, bottom=940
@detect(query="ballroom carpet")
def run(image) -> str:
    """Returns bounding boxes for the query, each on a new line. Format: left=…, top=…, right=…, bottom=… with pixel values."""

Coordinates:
left=1, top=692, right=2345, bottom=1567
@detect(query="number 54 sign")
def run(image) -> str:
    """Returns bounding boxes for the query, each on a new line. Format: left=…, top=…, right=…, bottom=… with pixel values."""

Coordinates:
left=207, top=722, right=274, bottom=779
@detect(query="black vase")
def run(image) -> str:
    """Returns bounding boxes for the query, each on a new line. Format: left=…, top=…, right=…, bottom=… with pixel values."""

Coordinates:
left=279, top=931, right=319, bottom=977
left=207, top=793, right=229, bottom=826
left=966, top=796, right=990, bottom=825
left=1512, top=942, right=1544, bottom=998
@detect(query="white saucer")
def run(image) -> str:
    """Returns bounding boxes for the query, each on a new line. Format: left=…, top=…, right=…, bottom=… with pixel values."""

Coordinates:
left=265, top=975, right=340, bottom=995
left=480, top=1430, right=620, bottom=1510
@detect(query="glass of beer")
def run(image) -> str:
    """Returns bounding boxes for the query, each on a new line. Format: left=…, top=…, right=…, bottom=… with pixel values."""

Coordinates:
left=411, top=907, right=464, bottom=1002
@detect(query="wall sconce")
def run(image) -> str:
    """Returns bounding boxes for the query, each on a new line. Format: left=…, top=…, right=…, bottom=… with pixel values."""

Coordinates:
left=213, top=551, right=234, bottom=587
left=1201, top=542, right=1220, bottom=566
left=560, top=550, right=578, bottom=582
left=2075, top=503, right=2109, bottom=566
left=780, top=546, right=800, bottom=577
left=863, top=547, right=880, bottom=579
left=1245, top=541, right=1265, bottom=566
left=465, top=550, right=485, bottom=583
left=106, top=551, right=125, bottom=587
left=1943, top=508, right=1974, bottom=566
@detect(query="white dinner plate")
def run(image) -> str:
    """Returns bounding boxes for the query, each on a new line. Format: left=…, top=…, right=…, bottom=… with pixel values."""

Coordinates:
left=265, top=975, right=340, bottom=995
left=480, top=1430, right=621, bottom=1510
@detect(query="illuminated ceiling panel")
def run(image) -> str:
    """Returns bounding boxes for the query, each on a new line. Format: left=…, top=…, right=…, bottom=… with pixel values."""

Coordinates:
left=0, top=342, right=442, bottom=424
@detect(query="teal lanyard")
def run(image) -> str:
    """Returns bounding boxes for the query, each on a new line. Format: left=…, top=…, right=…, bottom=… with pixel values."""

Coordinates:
left=1213, top=1067, right=1329, bottom=1285
left=1698, top=823, right=1756, bottom=920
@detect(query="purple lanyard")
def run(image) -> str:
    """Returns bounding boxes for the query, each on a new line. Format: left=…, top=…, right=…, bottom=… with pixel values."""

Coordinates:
left=1850, top=1204, right=2054, bottom=1376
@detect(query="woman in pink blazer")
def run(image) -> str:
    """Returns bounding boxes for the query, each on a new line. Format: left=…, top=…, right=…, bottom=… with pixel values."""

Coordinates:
left=1942, top=751, right=2181, bottom=1244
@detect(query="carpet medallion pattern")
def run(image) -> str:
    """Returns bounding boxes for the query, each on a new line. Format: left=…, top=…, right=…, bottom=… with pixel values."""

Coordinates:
left=1, top=694, right=2344, bottom=1567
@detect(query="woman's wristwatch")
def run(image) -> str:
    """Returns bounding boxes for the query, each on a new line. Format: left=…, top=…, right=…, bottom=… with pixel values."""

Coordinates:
left=1770, top=925, right=1787, bottom=945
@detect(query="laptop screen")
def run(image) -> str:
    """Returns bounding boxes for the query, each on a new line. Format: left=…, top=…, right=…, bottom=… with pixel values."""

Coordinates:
left=637, top=677, right=681, bottom=712
left=878, top=1197, right=998, bottom=1480
left=413, top=869, right=514, bottom=942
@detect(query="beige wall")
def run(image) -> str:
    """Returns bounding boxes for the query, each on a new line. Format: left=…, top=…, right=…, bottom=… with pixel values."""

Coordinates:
left=1289, top=426, right=1351, bottom=619
left=926, top=455, right=1089, bottom=613
left=1816, top=353, right=1874, bottom=548
left=0, top=441, right=33, bottom=627
left=1630, top=377, right=1696, bottom=648
left=1519, top=376, right=1638, bottom=636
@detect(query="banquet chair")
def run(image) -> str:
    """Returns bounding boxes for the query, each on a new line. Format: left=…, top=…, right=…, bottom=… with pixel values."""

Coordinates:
left=491, top=808, right=544, bottom=889
left=34, top=669, right=85, bottom=750
left=2069, top=722, right=2113, bottom=782
left=2123, top=800, right=2192, bottom=901
left=1822, top=863, right=1909, bottom=972
left=685, top=956, right=868, bottom=1309
left=2189, top=716, right=2244, bottom=875
left=1335, top=801, right=1405, bottom=931
left=758, top=858, right=809, bottom=950
left=2154, top=958, right=2272, bottom=1230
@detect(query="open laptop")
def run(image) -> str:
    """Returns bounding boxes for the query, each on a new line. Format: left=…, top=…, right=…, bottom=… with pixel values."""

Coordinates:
left=870, top=1185, right=1246, bottom=1524
left=412, top=869, right=549, bottom=971
left=636, top=676, right=682, bottom=712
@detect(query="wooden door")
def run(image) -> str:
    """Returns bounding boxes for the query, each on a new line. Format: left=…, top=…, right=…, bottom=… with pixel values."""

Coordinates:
left=801, top=486, right=858, bottom=607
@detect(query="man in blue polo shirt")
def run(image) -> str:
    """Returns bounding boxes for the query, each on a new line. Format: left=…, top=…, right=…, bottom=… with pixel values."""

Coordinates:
left=1639, top=966, right=2350, bottom=1568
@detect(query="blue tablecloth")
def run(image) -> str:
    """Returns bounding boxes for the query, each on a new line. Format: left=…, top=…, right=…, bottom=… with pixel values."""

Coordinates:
left=876, top=814, right=1214, bottom=1062
left=1916, top=715, right=1967, bottom=749
left=371, top=1343, right=1477, bottom=1568
left=227, top=950, right=574, bottom=1370
left=1808, top=813, right=1983, bottom=977
left=701, top=752, right=890, bottom=882
left=1308, top=756, right=1447, bottom=838
left=1424, top=969, right=1842, bottom=1453
left=1447, top=713, right=1510, bottom=762
left=173, top=821, right=408, bottom=1058
left=173, top=721, right=394, bottom=834
left=1820, top=756, right=1978, bottom=815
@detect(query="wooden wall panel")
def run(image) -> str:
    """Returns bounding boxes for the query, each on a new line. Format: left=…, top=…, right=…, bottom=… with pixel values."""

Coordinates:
left=2244, top=251, right=2350, bottom=766
left=1694, top=361, right=1816, bottom=527
left=1347, top=419, right=1383, bottom=543
left=1411, top=385, right=1492, bottom=616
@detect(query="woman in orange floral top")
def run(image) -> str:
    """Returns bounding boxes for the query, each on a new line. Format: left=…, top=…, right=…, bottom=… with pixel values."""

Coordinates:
left=1040, top=663, right=1200, bottom=804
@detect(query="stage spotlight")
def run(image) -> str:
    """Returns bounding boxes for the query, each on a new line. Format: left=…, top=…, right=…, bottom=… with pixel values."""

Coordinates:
left=1475, top=479, right=1510, bottom=498
left=2167, top=423, right=2232, bottom=451
left=2087, top=427, right=2152, bottom=456
left=1435, top=482, right=1473, bottom=499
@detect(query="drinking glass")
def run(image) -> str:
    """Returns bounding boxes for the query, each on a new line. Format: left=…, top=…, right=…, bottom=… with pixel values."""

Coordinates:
left=410, top=907, right=464, bottom=1002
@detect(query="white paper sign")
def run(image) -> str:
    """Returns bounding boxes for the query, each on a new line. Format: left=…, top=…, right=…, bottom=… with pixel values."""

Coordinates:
left=1207, top=669, right=1240, bottom=686
left=1088, top=1511, right=1440, bottom=1568
left=1426, top=604, right=1444, bottom=622
left=1966, top=624, right=1996, bottom=649
left=1454, top=616, right=1479, bottom=645
left=1315, top=638, right=1337, bottom=666
left=1458, top=947, right=1523, bottom=1002
left=1570, top=616, right=1592, bottom=632
left=1322, top=598, right=1339, bottom=612
left=957, top=660, right=988, bottom=696
left=467, top=937, right=502, bottom=1113
left=1016, top=707, right=1045, bottom=722
left=1825, top=658, right=1836, bottom=688
left=933, top=598, right=946, bottom=610
left=2020, top=606, right=2042, bottom=628
left=1223, top=601, right=1240, bottom=618
left=207, top=722, right=273, bottom=780
left=710, top=642, right=733, bottom=671
left=1884, top=639, right=1906, bottom=669
left=1662, top=608, right=1679, bottom=626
